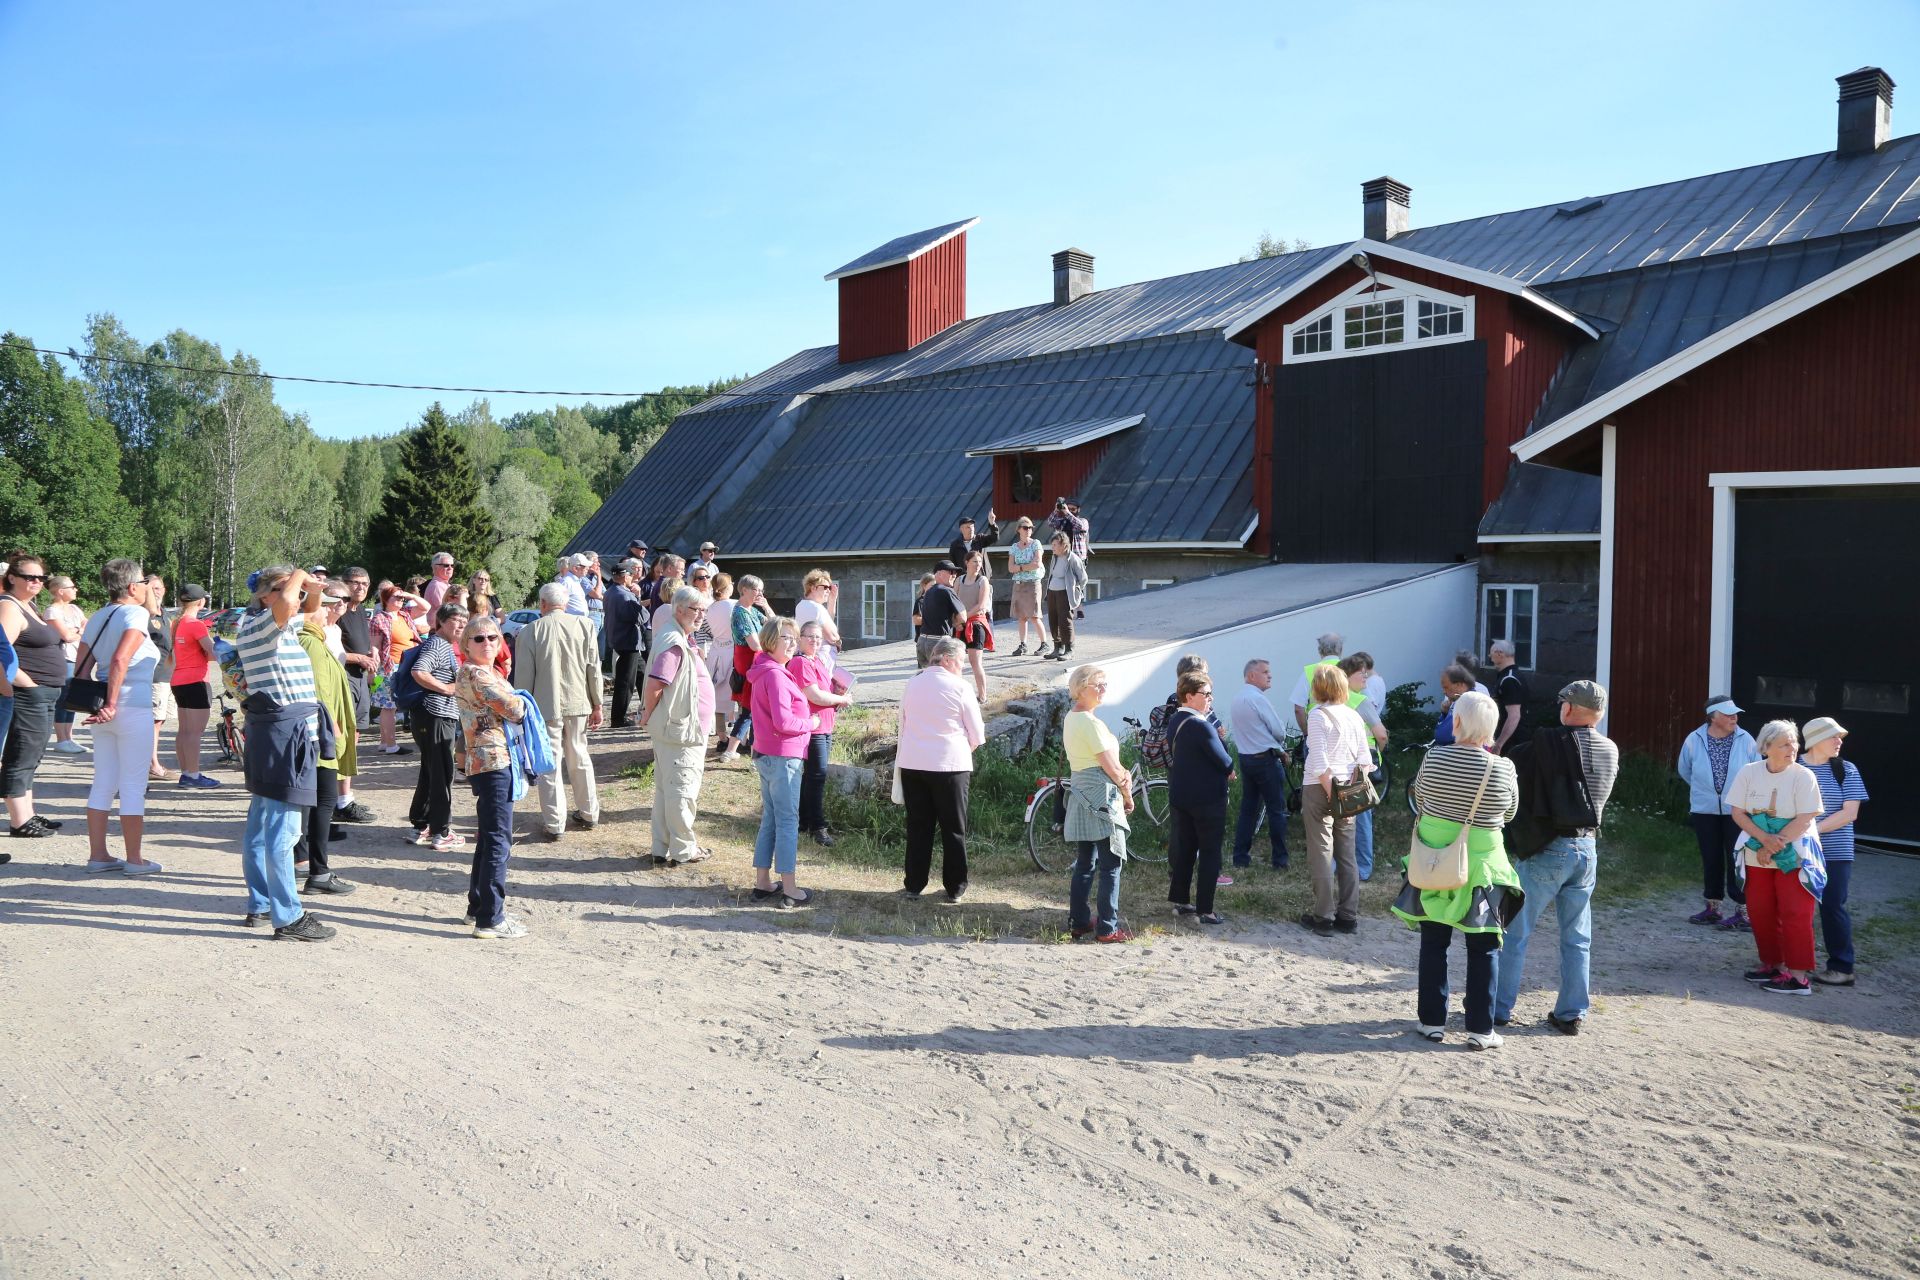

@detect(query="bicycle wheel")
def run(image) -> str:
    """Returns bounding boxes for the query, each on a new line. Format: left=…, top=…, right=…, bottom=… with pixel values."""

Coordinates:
left=1026, top=781, right=1073, bottom=874
left=216, top=715, right=240, bottom=763
left=1369, top=752, right=1393, bottom=810
left=1127, top=780, right=1170, bottom=864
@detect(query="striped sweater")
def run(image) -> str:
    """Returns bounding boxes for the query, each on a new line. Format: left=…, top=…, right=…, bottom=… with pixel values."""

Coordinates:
left=1412, top=744, right=1520, bottom=829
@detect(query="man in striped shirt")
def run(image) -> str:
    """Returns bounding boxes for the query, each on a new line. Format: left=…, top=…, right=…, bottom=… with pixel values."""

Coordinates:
left=1493, top=680, right=1618, bottom=1035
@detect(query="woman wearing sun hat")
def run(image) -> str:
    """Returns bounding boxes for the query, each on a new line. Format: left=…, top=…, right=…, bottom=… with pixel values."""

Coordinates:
left=1800, top=717, right=1868, bottom=986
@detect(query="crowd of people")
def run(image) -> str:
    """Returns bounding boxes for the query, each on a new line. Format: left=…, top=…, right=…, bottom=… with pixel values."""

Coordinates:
left=0, top=542, right=1874, bottom=1033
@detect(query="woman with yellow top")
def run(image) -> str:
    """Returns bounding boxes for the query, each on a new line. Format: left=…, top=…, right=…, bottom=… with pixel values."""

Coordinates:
left=292, top=582, right=359, bottom=897
left=1063, top=664, right=1136, bottom=943
left=1393, top=691, right=1522, bottom=1049
left=454, top=619, right=528, bottom=940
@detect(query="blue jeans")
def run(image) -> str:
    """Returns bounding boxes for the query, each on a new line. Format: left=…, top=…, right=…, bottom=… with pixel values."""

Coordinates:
left=242, top=796, right=306, bottom=928
left=1231, top=752, right=1290, bottom=867
left=753, top=753, right=802, bottom=875
left=1819, top=858, right=1854, bottom=974
left=468, top=767, right=514, bottom=928
left=54, top=660, right=76, bottom=725
left=1070, top=838, right=1124, bottom=935
left=1494, top=835, right=1596, bottom=1023
left=1355, top=808, right=1375, bottom=881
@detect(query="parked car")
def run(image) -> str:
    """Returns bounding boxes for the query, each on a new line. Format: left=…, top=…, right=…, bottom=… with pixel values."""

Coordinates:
left=501, top=609, right=540, bottom=640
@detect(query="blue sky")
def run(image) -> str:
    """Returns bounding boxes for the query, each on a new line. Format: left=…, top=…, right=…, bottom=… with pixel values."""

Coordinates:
left=4, top=0, right=1914, bottom=439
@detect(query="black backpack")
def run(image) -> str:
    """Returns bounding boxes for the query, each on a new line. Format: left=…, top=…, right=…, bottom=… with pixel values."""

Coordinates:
left=391, top=643, right=431, bottom=712
left=1140, top=699, right=1175, bottom=767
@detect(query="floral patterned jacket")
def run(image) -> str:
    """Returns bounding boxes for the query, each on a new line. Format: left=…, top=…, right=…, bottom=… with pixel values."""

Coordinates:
left=454, top=662, right=525, bottom=775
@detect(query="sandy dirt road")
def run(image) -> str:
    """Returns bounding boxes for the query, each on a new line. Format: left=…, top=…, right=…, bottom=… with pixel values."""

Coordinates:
left=2, top=735, right=1916, bottom=1279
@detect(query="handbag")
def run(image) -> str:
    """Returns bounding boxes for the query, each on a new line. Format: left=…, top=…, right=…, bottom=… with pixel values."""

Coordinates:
left=59, top=608, right=116, bottom=715
left=1316, top=707, right=1380, bottom=818
left=1407, top=752, right=1495, bottom=891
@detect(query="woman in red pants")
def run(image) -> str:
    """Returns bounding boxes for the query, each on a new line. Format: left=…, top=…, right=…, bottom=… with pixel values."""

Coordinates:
left=1725, top=720, right=1824, bottom=996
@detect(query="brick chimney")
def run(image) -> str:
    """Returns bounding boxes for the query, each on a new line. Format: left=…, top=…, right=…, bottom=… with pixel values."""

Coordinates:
left=1837, top=67, right=1895, bottom=156
left=1362, top=177, right=1411, bottom=241
left=826, top=218, right=977, bottom=364
left=1053, top=248, right=1094, bottom=305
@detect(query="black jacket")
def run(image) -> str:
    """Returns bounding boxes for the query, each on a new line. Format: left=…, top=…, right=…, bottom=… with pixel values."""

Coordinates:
left=948, top=520, right=1000, bottom=570
left=242, top=694, right=334, bottom=808
left=1167, top=707, right=1233, bottom=810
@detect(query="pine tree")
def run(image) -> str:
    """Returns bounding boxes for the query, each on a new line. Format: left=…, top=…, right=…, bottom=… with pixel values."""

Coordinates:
left=363, top=403, right=496, bottom=583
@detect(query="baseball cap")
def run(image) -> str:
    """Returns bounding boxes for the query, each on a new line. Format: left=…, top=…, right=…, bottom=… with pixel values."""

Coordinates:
left=933, top=558, right=959, bottom=573
left=1704, top=696, right=1743, bottom=717
left=309, top=564, right=327, bottom=575
left=181, top=584, right=209, bottom=602
left=1558, top=680, right=1608, bottom=712
left=567, top=553, right=590, bottom=568
left=957, top=514, right=975, bottom=526
left=1801, top=717, right=1848, bottom=750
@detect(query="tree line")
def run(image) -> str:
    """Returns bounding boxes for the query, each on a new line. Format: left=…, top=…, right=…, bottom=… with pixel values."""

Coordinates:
left=0, top=316, right=739, bottom=608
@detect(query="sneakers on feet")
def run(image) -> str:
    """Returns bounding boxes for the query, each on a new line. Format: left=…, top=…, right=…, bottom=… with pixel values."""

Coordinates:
left=1546, top=1012, right=1582, bottom=1036
left=1466, top=1030, right=1504, bottom=1051
left=85, top=857, right=126, bottom=874
left=121, top=860, right=164, bottom=876
left=1762, top=974, right=1812, bottom=996
left=1215, top=873, right=1234, bottom=887
left=334, top=801, right=376, bottom=823
left=1297, top=912, right=1334, bottom=938
left=1744, top=965, right=1783, bottom=983
left=9, top=822, right=54, bottom=839
left=242, top=912, right=267, bottom=928
left=1010, top=643, right=1027, bottom=657
left=1717, top=910, right=1752, bottom=932
left=1416, top=1024, right=1445, bottom=1043
left=52, top=739, right=89, bottom=754
left=432, top=832, right=465, bottom=853
left=1095, top=928, right=1134, bottom=944
left=273, top=913, right=336, bottom=942
left=1686, top=904, right=1723, bottom=925
left=1069, top=921, right=1095, bottom=940
left=1811, top=969, right=1856, bottom=986
left=809, top=828, right=836, bottom=848
left=473, top=915, right=528, bottom=940
left=304, top=875, right=356, bottom=895
left=409, top=828, right=432, bottom=846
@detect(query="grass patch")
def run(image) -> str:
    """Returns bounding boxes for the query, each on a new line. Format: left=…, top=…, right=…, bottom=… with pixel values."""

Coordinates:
left=1855, top=892, right=1920, bottom=954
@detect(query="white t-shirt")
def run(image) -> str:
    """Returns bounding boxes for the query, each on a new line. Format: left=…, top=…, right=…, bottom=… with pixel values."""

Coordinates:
left=793, top=597, right=836, bottom=671
left=1724, top=760, right=1824, bottom=868
left=84, top=604, right=161, bottom=711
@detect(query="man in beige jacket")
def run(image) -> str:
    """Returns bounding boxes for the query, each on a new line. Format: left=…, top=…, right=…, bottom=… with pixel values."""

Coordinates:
left=640, top=585, right=714, bottom=866
left=513, top=583, right=603, bottom=840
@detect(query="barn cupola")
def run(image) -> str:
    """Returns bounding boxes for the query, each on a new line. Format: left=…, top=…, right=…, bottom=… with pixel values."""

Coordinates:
left=1361, top=177, right=1411, bottom=240
left=1836, top=67, right=1895, bottom=156
left=825, top=217, right=978, bottom=364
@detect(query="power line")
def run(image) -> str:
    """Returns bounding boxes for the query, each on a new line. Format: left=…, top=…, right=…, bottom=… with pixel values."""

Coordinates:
left=28, top=343, right=1250, bottom=409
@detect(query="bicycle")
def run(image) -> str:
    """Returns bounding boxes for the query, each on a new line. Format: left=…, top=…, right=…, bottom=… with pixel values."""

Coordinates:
left=215, top=691, right=246, bottom=763
left=1119, top=716, right=1171, bottom=824
left=1275, top=731, right=1394, bottom=820
left=1024, top=762, right=1169, bottom=873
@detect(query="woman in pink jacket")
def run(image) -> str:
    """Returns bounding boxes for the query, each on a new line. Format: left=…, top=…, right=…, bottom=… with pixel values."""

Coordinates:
left=747, top=615, right=817, bottom=908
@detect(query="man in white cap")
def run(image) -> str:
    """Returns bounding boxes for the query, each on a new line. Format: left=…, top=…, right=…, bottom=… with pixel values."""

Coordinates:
left=555, top=554, right=590, bottom=617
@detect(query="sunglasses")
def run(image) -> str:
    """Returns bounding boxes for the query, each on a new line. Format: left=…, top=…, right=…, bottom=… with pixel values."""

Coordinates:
left=468, top=634, right=502, bottom=645
left=12, top=572, right=47, bottom=582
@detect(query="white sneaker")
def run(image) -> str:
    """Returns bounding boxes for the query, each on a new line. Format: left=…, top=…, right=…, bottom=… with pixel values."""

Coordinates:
left=85, top=857, right=127, bottom=874
left=432, top=832, right=466, bottom=853
left=53, top=740, right=89, bottom=755
left=473, top=915, right=527, bottom=940
left=1416, top=1024, right=1446, bottom=1043
left=122, top=860, right=164, bottom=876
left=1466, top=1030, right=1504, bottom=1051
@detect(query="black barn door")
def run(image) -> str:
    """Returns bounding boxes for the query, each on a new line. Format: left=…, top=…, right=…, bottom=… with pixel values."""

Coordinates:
left=1271, top=342, right=1484, bottom=562
left=1733, top=485, right=1920, bottom=844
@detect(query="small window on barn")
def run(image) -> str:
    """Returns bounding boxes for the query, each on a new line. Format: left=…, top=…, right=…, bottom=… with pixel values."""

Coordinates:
left=1141, top=578, right=1173, bottom=591
left=1481, top=583, right=1537, bottom=671
left=1417, top=298, right=1464, bottom=339
left=1344, top=298, right=1405, bottom=348
left=860, top=581, right=888, bottom=640
left=1011, top=454, right=1043, bottom=504
left=1291, top=313, right=1333, bottom=356
left=1084, top=579, right=1102, bottom=601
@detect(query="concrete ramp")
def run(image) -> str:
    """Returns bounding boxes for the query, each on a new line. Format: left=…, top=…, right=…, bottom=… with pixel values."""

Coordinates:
left=837, top=562, right=1477, bottom=727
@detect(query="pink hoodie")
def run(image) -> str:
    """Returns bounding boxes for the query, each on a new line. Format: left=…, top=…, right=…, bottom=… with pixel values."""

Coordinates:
left=748, top=650, right=813, bottom=758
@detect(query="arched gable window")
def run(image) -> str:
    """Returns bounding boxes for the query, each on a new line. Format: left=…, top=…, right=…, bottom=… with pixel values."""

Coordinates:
left=1283, top=273, right=1474, bottom=363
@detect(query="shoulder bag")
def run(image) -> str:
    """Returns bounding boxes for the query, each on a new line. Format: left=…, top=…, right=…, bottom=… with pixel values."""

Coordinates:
left=59, top=607, right=119, bottom=716
left=1407, top=752, right=1495, bottom=891
left=1318, top=706, right=1379, bottom=818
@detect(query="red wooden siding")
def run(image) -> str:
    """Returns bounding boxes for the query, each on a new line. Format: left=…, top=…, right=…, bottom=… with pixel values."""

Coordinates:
left=837, top=231, right=969, bottom=363
left=1246, top=258, right=1576, bottom=554
left=1607, top=255, right=1920, bottom=755
left=992, top=444, right=1109, bottom=523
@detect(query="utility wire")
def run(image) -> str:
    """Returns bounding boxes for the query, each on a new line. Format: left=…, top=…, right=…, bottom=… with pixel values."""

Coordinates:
left=28, top=344, right=1249, bottom=407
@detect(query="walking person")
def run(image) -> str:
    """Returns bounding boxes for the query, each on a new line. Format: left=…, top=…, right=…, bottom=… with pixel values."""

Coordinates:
left=1800, top=718, right=1867, bottom=986
left=718, top=576, right=770, bottom=761
left=451, top=618, right=529, bottom=938
left=790, top=619, right=852, bottom=848
left=747, top=616, right=816, bottom=908
left=1489, top=639, right=1530, bottom=756
left=168, top=585, right=222, bottom=788
left=1493, top=681, right=1619, bottom=1034
left=512, top=583, right=603, bottom=841
left=1676, top=696, right=1759, bottom=929
left=955, top=549, right=993, bottom=702
left=895, top=637, right=985, bottom=902
left=606, top=563, right=647, bottom=729
left=641, top=587, right=715, bottom=867
left=44, top=574, right=87, bottom=754
left=1392, top=691, right=1522, bottom=1048
left=407, top=603, right=468, bottom=852
left=1, top=552, right=77, bottom=838
left=1005, top=517, right=1047, bottom=657
left=235, top=565, right=335, bottom=940
left=1063, top=663, right=1134, bottom=941
left=1728, top=721, right=1827, bottom=997
left=1043, top=532, right=1085, bottom=662
left=1166, top=671, right=1233, bottom=925
left=289, top=581, right=358, bottom=896
left=1299, top=664, right=1372, bottom=937
left=1228, top=659, right=1292, bottom=870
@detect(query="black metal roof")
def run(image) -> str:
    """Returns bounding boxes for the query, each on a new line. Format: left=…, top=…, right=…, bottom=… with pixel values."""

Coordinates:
left=965, top=414, right=1145, bottom=457
left=1477, top=464, right=1600, bottom=538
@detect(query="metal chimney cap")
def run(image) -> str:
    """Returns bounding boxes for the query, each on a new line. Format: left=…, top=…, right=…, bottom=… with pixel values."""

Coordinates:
left=1837, top=67, right=1895, bottom=102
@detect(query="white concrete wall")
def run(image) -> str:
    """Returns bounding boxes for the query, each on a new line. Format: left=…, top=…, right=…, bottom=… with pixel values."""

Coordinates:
left=1087, top=563, right=1479, bottom=737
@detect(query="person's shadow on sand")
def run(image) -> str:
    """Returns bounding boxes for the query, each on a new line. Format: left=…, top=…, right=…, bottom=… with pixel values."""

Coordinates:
left=823, top=1018, right=1423, bottom=1063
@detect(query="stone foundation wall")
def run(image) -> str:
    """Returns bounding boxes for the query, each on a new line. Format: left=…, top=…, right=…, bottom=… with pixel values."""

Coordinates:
left=1477, top=543, right=1601, bottom=723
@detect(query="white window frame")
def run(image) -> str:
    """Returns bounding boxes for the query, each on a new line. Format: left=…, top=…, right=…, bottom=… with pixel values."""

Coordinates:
left=1283, top=272, right=1475, bottom=364
left=1140, top=578, right=1173, bottom=590
left=860, top=580, right=888, bottom=640
left=1480, top=582, right=1538, bottom=672
left=1083, top=579, right=1102, bottom=601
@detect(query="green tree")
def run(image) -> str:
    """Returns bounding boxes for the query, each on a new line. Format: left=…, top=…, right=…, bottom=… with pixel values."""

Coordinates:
left=1239, top=232, right=1313, bottom=261
left=364, top=403, right=496, bottom=582
left=0, top=334, right=143, bottom=589
left=332, top=437, right=390, bottom=566
left=480, top=465, right=552, bottom=608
